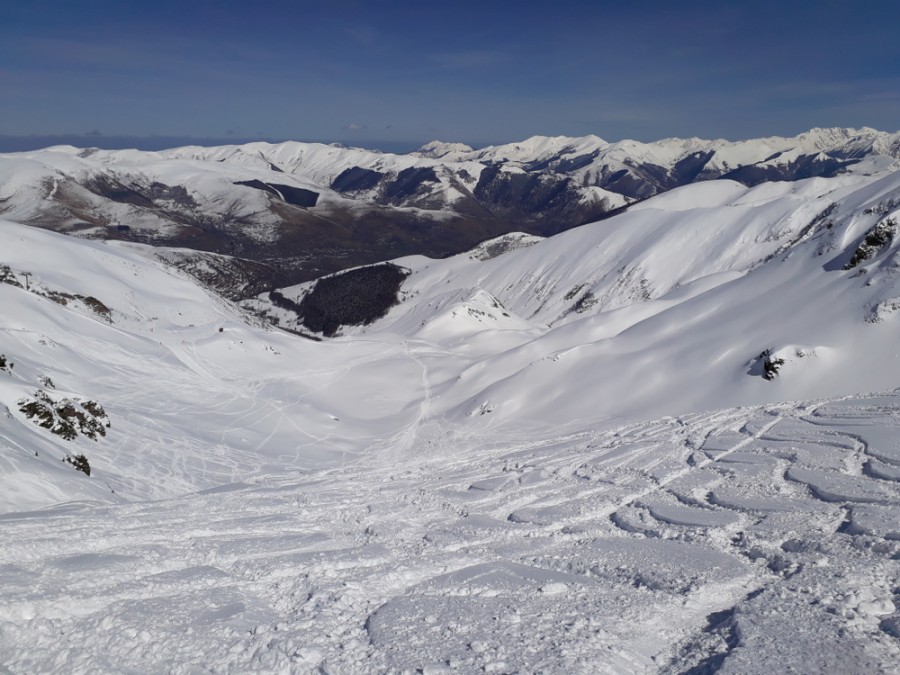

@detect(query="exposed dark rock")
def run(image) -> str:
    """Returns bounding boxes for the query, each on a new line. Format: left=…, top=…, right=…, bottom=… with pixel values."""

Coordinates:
left=863, top=198, right=898, bottom=215
left=764, top=356, right=785, bottom=381
left=564, top=284, right=586, bottom=301
left=573, top=292, right=598, bottom=314
left=748, top=349, right=786, bottom=381
left=843, top=218, right=896, bottom=270
left=0, top=265, right=23, bottom=288
left=18, top=390, right=110, bottom=441
left=81, top=296, right=111, bottom=321
left=65, top=453, right=91, bottom=476
left=35, top=288, right=112, bottom=322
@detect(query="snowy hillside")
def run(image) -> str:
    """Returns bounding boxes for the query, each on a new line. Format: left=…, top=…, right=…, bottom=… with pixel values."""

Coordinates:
left=0, top=222, right=442, bottom=511
left=1, top=127, right=898, bottom=288
left=424, top=126, right=900, bottom=194
left=2, top=162, right=900, bottom=671
left=0, top=140, right=619, bottom=286
left=2, top=391, right=899, bottom=672
left=258, top=169, right=900, bottom=428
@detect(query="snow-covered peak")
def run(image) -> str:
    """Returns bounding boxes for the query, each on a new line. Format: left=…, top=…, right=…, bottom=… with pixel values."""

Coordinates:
left=472, top=134, right=609, bottom=163
left=466, top=232, right=544, bottom=261
left=4, top=126, right=900, bottom=298
left=413, top=140, right=476, bottom=159
left=797, top=126, right=883, bottom=148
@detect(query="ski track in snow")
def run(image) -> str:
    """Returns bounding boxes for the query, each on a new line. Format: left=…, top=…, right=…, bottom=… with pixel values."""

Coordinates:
left=1, top=395, right=898, bottom=673
left=5, top=167, right=900, bottom=672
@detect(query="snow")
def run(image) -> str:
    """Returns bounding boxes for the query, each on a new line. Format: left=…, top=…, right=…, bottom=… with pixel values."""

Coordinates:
left=413, top=140, right=477, bottom=159
left=252, top=169, right=900, bottom=438
left=430, top=127, right=900, bottom=196
left=1, top=395, right=898, bottom=672
left=2, top=127, right=899, bottom=253
left=3, top=162, right=900, bottom=671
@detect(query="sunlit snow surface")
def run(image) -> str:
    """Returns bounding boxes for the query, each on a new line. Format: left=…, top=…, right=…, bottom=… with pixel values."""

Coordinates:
left=2, top=166, right=900, bottom=672
left=1, top=399, right=899, bottom=672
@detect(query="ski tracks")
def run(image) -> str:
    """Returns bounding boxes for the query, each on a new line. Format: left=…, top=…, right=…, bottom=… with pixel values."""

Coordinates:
left=1, top=396, right=899, bottom=672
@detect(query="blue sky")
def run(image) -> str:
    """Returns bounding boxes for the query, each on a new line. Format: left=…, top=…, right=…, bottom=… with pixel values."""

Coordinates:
left=2, top=0, right=899, bottom=150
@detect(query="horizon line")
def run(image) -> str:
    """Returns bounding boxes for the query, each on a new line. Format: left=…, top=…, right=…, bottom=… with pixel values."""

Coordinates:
left=0, top=126, right=896, bottom=155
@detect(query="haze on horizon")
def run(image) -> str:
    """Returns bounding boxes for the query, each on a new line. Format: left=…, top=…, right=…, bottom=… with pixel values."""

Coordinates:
left=3, top=0, right=900, bottom=152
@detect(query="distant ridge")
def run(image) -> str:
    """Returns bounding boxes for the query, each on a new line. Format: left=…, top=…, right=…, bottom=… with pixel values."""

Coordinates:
left=1, top=127, right=898, bottom=289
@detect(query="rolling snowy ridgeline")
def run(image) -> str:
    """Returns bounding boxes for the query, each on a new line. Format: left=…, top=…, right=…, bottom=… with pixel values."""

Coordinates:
left=1, top=165, right=900, bottom=671
left=256, top=169, right=900, bottom=427
left=0, top=127, right=898, bottom=288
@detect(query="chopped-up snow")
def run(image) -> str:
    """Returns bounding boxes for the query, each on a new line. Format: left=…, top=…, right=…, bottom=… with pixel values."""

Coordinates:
left=0, top=397, right=898, bottom=672
left=2, top=161, right=900, bottom=672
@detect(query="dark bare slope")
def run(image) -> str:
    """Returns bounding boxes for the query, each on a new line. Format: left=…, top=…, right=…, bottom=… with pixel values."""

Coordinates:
left=288, top=263, right=410, bottom=336
left=233, top=180, right=319, bottom=207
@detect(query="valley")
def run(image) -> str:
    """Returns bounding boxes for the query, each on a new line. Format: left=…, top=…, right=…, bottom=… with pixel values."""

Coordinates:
left=1, top=129, right=899, bottom=673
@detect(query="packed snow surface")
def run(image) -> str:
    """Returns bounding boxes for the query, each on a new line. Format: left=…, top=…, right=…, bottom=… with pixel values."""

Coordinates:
left=2, top=164, right=900, bottom=672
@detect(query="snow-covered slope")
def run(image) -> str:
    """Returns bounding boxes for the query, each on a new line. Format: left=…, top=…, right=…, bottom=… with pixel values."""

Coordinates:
left=260, top=169, right=900, bottom=433
left=437, top=126, right=900, bottom=195
left=0, top=222, right=442, bottom=511
left=2, top=162, right=900, bottom=672
left=2, top=127, right=898, bottom=289
left=6, top=165, right=900, bottom=511
left=1, top=393, right=898, bottom=672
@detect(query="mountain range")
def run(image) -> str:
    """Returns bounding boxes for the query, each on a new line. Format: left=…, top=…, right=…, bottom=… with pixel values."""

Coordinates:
left=2, top=127, right=897, bottom=290
left=1, top=128, right=899, bottom=672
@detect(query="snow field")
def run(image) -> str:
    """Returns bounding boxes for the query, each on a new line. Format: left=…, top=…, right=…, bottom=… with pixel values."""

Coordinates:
left=2, top=164, right=900, bottom=671
left=0, top=395, right=898, bottom=672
